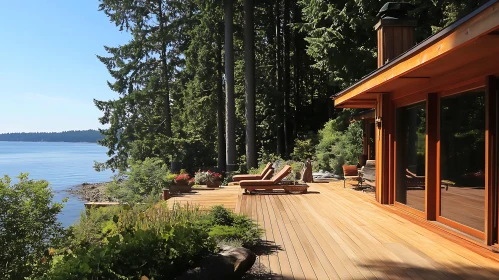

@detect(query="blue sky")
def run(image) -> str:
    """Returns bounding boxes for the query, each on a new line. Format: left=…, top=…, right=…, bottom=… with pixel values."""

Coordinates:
left=0, top=0, right=129, bottom=133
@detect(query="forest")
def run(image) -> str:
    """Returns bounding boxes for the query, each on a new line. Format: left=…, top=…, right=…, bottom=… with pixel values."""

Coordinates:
left=0, top=130, right=103, bottom=143
left=95, top=0, right=488, bottom=173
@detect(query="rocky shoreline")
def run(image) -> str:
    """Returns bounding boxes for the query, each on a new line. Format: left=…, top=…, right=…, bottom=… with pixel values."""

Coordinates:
left=66, top=182, right=111, bottom=202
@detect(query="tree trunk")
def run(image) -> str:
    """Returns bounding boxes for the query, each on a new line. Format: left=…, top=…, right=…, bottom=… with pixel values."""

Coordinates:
left=283, top=0, right=291, bottom=157
left=217, top=27, right=226, bottom=172
left=293, top=2, right=301, bottom=140
left=275, top=0, right=284, bottom=157
left=224, top=0, right=237, bottom=171
left=244, top=0, right=257, bottom=169
left=159, top=5, right=172, bottom=138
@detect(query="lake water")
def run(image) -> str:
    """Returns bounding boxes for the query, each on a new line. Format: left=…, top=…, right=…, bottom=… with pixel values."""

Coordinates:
left=0, top=142, right=113, bottom=227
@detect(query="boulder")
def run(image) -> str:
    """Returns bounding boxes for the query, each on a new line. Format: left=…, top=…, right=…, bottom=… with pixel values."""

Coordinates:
left=219, top=246, right=256, bottom=278
left=175, top=246, right=256, bottom=280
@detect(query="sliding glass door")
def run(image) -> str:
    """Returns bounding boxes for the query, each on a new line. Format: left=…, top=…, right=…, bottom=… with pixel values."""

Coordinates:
left=396, top=102, right=426, bottom=212
left=440, top=90, right=485, bottom=232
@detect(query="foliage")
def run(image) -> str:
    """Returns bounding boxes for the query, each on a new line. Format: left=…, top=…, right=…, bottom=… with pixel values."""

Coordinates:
left=175, top=173, right=191, bottom=185
left=94, top=0, right=488, bottom=173
left=205, top=206, right=262, bottom=247
left=44, top=203, right=215, bottom=279
left=194, top=170, right=222, bottom=185
left=291, top=138, right=316, bottom=161
left=66, top=206, right=123, bottom=247
left=45, top=203, right=262, bottom=279
left=188, top=177, right=196, bottom=186
left=315, top=112, right=363, bottom=175
left=106, top=157, right=175, bottom=203
left=0, top=174, right=65, bottom=279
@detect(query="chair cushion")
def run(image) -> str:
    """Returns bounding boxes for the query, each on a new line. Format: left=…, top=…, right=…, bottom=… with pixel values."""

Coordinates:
left=240, top=180, right=274, bottom=187
left=232, top=174, right=262, bottom=181
left=343, top=165, right=358, bottom=177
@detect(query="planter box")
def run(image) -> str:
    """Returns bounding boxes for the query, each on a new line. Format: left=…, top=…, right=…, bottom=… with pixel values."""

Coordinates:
left=206, top=181, right=222, bottom=188
left=169, top=184, right=192, bottom=193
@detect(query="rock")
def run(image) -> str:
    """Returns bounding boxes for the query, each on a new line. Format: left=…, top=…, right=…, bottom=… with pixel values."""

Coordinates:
left=175, top=246, right=256, bottom=280
left=219, top=246, right=256, bottom=278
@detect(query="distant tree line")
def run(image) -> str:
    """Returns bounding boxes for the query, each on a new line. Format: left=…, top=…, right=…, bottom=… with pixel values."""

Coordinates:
left=0, top=130, right=103, bottom=143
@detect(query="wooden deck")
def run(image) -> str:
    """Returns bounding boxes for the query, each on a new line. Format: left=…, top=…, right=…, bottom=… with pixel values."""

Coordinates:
left=239, top=182, right=499, bottom=279
left=169, top=181, right=499, bottom=279
left=168, top=186, right=240, bottom=211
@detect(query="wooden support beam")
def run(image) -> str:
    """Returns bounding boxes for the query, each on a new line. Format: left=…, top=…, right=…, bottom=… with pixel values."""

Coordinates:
left=426, top=93, right=438, bottom=220
left=375, top=94, right=394, bottom=204
left=485, top=75, right=498, bottom=245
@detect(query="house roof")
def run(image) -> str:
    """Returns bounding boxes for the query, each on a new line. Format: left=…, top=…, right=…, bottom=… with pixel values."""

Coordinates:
left=333, top=0, right=499, bottom=108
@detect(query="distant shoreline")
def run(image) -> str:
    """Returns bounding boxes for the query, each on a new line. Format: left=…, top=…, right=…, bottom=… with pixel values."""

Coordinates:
left=0, top=130, right=103, bottom=143
left=0, top=140, right=97, bottom=143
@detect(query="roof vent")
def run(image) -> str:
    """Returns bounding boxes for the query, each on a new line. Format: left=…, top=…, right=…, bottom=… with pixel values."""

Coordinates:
left=377, top=2, right=415, bottom=19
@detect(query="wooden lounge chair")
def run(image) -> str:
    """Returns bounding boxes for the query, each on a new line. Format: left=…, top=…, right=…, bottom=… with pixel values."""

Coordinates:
left=232, top=162, right=274, bottom=182
left=405, top=169, right=425, bottom=189
left=361, top=160, right=375, bottom=192
left=228, top=168, right=273, bottom=186
left=343, top=165, right=361, bottom=188
left=240, top=165, right=299, bottom=194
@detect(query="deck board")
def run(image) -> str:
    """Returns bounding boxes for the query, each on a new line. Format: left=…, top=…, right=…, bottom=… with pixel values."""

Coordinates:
left=169, top=181, right=499, bottom=279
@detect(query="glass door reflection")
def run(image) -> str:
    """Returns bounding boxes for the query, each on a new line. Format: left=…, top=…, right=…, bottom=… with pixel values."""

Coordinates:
left=396, top=102, right=426, bottom=212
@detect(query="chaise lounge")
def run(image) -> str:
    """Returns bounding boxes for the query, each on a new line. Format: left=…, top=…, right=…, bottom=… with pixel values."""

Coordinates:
left=239, top=165, right=308, bottom=194
left=232, top=162, right=274, bottom=182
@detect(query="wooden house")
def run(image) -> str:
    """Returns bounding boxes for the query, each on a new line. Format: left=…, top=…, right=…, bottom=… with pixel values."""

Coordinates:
left=333, top=0, right=499, bottom=247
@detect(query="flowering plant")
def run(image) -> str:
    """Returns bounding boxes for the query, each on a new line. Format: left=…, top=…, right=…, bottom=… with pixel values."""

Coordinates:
left=194, top=170, right=222, bottom=185
left=174, top=173, right=190, bottom=185
left=188, top=178, right=196, bottom=186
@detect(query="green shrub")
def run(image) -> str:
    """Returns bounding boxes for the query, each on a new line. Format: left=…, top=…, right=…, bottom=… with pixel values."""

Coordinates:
left=46, top=204, right=262, bottom=279
left=205, top=206, right=262, bottom=247
left=0, top=174, right=64, bottom=279
left=66, top=206, right=123, bottom=247
left=106, top=157, right=175, bottom=203
left=45, top=203, right=216, bottom=279
left=316, top=110, right=363, bottom=175
left=209, top=205, right=235, bottom=226
left=291, top=138, right=316, bottom=161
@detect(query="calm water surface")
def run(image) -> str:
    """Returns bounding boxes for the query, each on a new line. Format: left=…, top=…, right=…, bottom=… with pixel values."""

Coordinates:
left=0, top=142, right=113, bottom=227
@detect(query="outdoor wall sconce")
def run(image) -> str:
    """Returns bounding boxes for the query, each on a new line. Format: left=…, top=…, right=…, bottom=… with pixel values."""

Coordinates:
left=375, top=117, right=382, bottom=140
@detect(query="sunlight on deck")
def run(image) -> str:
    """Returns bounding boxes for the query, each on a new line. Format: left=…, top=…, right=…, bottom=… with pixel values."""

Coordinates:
left=169, top=181, right=499, bottom=279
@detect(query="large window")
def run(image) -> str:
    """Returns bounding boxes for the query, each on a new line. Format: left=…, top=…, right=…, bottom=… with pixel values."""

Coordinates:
left=396, top=102, right=426, bottom=212
left=440, top=90, right=485, bottom=232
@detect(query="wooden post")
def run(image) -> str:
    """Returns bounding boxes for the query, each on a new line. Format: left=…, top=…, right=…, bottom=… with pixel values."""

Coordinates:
left=426, top=93, right=438, bottom=220
left=244, top=0, right=257, bottom=169
left=224, top=0, right=237, bottom=172
left=485, top=76, right=498, bottom=245
left=375, top=94, right=394, bottom=204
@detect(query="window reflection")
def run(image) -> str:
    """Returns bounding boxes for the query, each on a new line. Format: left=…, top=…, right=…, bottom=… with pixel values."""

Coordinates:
left=396, top=102, right=426, bottom=212
left=440, top=90, right=485, bottom=232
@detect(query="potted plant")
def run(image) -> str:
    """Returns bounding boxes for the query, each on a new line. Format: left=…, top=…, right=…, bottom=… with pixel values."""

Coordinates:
left=170, top=173, right=192, bottom=193
left=194, top=170, right=222, bottom=188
